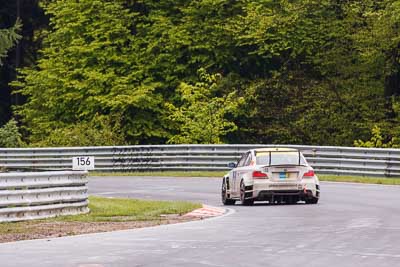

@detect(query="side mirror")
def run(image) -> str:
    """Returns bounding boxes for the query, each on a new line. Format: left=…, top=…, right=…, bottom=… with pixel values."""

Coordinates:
left=227, top=162, right=236, bottom=169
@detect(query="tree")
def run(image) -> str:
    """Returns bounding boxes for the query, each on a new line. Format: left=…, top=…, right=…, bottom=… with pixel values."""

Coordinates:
left=167, top=69, right=243, bottom=144
left=13, top=0, right=168, bottom=145
left=11, top=0, right=400, bottom=146
left=0, top=20, right=21, bottom=126
left=0, top=20, right=21, bottom=65
left=0, top=0, right=48, bottom=126
left=226, top=0, right=388, bottom=145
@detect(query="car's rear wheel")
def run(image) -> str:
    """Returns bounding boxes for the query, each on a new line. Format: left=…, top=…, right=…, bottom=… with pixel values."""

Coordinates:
left=240, top=180, right=254, bottom=206
left=222, top=179, right=236, bottom=205
left=305, top=197, right=319, bottom=204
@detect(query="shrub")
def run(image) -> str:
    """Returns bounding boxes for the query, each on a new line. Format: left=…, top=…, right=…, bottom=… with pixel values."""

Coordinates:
left=32, top=115, right=126, bottom=147
left=354, top=125, right=400, bottom=148
left=0, top=119, right=24, bottom=147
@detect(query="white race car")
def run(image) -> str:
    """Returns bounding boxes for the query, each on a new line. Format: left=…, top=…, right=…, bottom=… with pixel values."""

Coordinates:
left=222, top=148, right=320, bottom=205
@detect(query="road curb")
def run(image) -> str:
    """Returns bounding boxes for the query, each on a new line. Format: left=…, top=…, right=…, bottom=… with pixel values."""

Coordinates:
left=183, top=204, right=226, bottom=219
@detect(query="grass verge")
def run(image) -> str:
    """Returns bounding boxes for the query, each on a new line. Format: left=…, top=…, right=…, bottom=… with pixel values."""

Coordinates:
left=90, top=171, right=400, bottom=185
left=318, top=175, right=400, bottom=185
left=0, top=196, right=201, bottom=242
left=51, top=196, right=201, bottom=222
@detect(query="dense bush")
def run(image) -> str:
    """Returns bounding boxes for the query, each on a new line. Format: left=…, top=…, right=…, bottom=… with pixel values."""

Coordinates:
left=0, top=119, right=24, bottom=148
left=31, top=115, right=126, bottom=147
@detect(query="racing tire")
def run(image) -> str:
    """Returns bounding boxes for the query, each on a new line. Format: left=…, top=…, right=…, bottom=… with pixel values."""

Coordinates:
left=222, top=179, right=236, bottom=205
left=240, top=180, right=254, bottom=206
left=305, top=197, right=319, bottom=204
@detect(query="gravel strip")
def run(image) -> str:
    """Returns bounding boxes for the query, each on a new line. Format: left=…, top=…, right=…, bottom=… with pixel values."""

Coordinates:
left=0, top=216, right=199, bottom=243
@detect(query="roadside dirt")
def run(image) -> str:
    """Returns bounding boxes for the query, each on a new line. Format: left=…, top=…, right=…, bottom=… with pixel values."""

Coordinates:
left=0, top=216, right=199, bottom=243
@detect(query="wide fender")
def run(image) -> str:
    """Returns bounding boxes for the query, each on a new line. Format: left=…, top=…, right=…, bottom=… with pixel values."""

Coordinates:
left=241, top=172, right=254, bottom=186
left=314, top=175, right=320, bottom=185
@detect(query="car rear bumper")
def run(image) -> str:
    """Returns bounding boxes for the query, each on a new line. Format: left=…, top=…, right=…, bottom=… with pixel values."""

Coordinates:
left=256, top=189, right=314, bottom=200
left=250, top=181, right=320, bottom=200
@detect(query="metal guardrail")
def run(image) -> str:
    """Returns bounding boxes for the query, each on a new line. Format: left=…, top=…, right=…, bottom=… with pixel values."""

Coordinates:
left=1, top=144, right=400, bottom=177
left=0, top=171, right=89, bottom=222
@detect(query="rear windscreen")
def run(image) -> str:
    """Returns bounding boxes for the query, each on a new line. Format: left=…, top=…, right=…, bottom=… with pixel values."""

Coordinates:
left=256, top=151, right=307, bottom=166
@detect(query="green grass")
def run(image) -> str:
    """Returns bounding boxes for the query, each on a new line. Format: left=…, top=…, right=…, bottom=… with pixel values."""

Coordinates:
left=90, top=171, right=400, bottom=185
left=318, top=175, right=400, bottom=185
left=0, top=196, right=201, bottom=234
left=51, top=196, right=201, bottom=222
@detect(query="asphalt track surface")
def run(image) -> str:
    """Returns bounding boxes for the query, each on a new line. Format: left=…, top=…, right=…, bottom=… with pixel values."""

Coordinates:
left=1, top=176, right=400, bottom=267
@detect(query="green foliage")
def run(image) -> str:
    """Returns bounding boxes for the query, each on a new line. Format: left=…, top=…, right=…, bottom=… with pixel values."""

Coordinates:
left=355, top=97, right=400, bottom=148
left=13, top=0, right=167, bottom=145
left=8, top=0, right=400, bottom=146
left=354, top=125, right=395, bottom=148
left=0, top=1, right=49, bottom=127
left=167, top=69, right=243, bottom=144
left=32, top=114, right=126, bottom=147
left=228, top=0, right=389, bottom=145
left=0, top=119, right=24, bottom=148
left=0, top=20, right=21, bottom=65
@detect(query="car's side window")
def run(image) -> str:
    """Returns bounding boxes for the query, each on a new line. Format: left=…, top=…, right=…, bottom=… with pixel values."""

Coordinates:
left=237, top=152, right=249, bottom=167
left=244, top=153, right=253, bottom=166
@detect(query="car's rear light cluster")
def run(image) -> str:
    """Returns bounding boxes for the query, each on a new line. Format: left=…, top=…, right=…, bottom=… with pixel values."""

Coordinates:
left=303, top=170, right=315, bottom=177
left=252, top=171, right=268, bottom=179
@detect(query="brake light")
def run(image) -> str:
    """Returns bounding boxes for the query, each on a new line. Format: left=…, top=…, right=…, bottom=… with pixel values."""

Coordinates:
left=253, top=171, right=268, bottom=179
left=303, top=170, right=315, bottom=177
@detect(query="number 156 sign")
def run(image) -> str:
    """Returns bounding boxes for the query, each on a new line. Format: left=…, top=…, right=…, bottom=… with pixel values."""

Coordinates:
left=72, top=156, right=95, bottom=170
